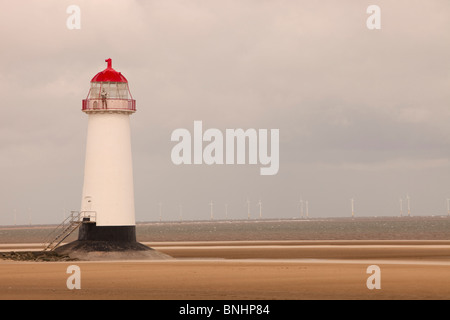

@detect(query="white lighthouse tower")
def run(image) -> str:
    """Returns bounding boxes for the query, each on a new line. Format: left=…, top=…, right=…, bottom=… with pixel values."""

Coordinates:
left=78, top=58, right=137, bottom=242
left=54, top=59, right=170, bottom=260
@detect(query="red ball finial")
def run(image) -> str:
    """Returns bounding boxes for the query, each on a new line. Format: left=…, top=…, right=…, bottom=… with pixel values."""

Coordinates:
left=90, top=58, right=128, bottom=83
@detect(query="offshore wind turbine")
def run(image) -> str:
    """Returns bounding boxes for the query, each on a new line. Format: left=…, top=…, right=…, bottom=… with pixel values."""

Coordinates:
left=299, top=198, right=304, bottom=219
left=225, top=203, right=228, bottom=220
left=305, top=200, right=309, bottom=219
left=446, top=198, right=449, bottom=217
left=351, top=198, right=355, bottom=218
left=406, top=194, right=411, bottom=217
left=258, top=199, right=262, bottom=219
left=209, top=200, right=214, bottom=220
left=158, top=202, right=162, bottom=222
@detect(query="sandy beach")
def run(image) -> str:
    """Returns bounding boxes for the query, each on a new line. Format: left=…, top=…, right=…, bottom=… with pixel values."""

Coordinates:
left=1, top=240, right=450, bottom=300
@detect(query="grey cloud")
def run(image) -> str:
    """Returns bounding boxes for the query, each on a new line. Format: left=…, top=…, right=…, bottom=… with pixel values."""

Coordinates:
left=0, top=1, right=449, bottom=224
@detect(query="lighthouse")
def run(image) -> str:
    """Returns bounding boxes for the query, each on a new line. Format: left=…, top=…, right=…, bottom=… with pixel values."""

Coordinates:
left=78, top=58, right=137, bottom=242
left=55, top=59, right=169, bottom=260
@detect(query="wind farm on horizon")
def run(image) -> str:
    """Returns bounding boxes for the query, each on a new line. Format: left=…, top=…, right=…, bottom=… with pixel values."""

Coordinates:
left=141, top=193, right=450, bottom=224
left=5, top=194, right=450, bottom=227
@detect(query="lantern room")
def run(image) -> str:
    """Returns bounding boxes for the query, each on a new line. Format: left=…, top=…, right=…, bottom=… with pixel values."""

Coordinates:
left=82, top=59, right=136, bottom=113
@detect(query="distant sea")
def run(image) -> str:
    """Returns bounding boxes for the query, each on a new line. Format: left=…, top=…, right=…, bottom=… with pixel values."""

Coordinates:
left=0, top=216, right=449, bottom=244
left=136, top=216, right=450, bottom=242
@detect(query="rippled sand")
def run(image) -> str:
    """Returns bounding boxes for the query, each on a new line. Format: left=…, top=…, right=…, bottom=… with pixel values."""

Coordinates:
left=1, top=240, right=450, bottom=300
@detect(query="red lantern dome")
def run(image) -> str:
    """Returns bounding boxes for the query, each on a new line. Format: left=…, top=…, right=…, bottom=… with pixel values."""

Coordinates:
left=91, top=59, right=128, bottom=83
left=82, top=59, right=136, bottom=113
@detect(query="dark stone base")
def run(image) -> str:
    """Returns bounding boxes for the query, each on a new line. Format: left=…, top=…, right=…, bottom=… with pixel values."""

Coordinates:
left=78, top=224, right=136, bottom=242
left=54, top=223, right=172, bottom=261
left=1, top=251, right=77, bottom=262
left=56, top=240, right=151, bottom=253
left=55, top=240, right=172, bottom=261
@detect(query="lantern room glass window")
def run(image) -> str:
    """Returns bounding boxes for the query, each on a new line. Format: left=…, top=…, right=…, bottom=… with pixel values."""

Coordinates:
left=89, top=82, right=130, bottom=100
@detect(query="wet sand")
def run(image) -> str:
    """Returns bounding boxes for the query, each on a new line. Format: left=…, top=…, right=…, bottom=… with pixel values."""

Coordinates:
left=1, top=240, right=450, bottom=300
left=150, top=240, right=450, bottom=261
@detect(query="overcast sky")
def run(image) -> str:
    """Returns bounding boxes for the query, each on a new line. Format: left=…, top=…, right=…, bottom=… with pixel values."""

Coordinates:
left=1, top=0, right=450, bottom=225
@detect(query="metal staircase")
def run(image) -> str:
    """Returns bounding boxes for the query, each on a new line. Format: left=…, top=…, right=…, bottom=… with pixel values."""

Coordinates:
left=43, top=211, right=96, bottom=251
